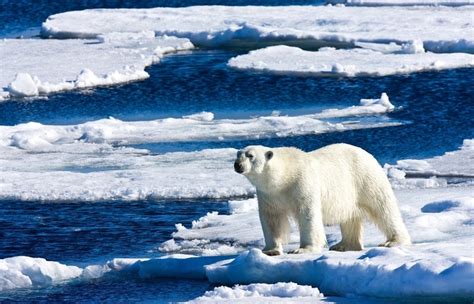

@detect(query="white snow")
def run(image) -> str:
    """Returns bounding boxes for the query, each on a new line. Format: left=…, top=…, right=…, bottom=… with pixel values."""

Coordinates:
left=228, top=45, right=474, bottom=77
left=0, top=146, right=252, bottom=201
left=0, top=33, right=194, bottom=99
left=41, top=6, right=474, bottom=53
left=191, top=282, right=323, bottom=303
left=7, top=73, right=39, bottom=97
left=0, top=256, right=82, bottom=291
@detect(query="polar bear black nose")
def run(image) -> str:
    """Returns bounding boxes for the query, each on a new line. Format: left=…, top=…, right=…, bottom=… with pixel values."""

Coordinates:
left=234, top=161, right=244, bottom=173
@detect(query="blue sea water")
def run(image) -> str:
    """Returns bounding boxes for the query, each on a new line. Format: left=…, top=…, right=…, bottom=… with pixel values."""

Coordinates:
left=0, top=0, right=473, bottom=303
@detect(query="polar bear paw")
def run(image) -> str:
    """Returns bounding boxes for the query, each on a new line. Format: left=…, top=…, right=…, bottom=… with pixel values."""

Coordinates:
left=262, top=249, right=282, bottom=256
left=378, top=241, right=399, bottom=247
left=330, top=242, right=363, bottom=252
left=288, top=246, right=319, bottom=254
left=378, top=239, right=410, bottom=247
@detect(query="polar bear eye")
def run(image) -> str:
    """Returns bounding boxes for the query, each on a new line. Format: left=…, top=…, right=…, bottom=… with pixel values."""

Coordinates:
left=245, top=152, right=254, bottom=160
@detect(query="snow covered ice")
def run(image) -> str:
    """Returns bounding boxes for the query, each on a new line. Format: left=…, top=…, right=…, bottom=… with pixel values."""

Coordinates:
left=0, top=33, right=194, bottom=100
left=42, top=5, right=474, bottom=53
left=386, top=139, right=474, bottom=189
left=228, top=45, right=474, bottom=77
left=0, top=96, right=398, bottom=149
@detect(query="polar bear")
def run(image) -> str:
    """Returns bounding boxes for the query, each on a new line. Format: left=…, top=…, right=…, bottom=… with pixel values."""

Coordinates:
left=234, top=144, right=411, bottom=255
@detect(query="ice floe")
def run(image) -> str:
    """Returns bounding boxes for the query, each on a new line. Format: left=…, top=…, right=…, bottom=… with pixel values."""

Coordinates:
left=0, top=33, right=194, bottom=100
left=0, top=96, right=398, bottom=149
left=152, top=143, right=473, bottom=300
left=386, top=139, right=474, bottom=189
left=0, top=256, right=82, bottom=291
left=41, top=6, right=474, bottom=53
left=228, top=45, right=474, bottom=77
left=0, top=147, right=252, bottom=201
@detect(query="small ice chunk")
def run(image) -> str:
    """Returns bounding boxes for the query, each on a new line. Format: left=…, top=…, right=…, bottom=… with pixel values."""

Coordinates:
left=8, top=73, right=39, bottom=97
left=75, top=69, right=102, bottom=88
left=399, top=40, right=425, bottom=54
left=360, top=92, right=395, bottom=111
left=387, top=167, right=407, bottom=179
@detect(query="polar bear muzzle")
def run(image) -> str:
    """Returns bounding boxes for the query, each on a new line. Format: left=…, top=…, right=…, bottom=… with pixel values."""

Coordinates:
left=234, top=160, right=245, bottom=173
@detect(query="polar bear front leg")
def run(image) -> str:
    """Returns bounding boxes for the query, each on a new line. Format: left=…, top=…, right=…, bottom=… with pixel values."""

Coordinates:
left=258, top=202, right=290, bottom=256
left=289, top=203, right=326, bottom=254
left=330, top=217, right=364, bottom=251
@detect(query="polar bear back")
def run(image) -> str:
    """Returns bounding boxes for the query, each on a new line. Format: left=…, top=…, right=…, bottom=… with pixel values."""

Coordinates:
left=308, top=143, right=394, bottom=224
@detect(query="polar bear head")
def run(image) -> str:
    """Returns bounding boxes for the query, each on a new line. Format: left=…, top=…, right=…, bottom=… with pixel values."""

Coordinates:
left=234, top=145, right=273, bottom=176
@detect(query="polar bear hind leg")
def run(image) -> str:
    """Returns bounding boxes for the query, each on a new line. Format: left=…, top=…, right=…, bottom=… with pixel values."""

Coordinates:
left=362, top=195, right=411, bottom=247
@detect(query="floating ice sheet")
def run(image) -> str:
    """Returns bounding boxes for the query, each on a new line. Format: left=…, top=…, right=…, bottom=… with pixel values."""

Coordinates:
left=0, top=147, right=253, bottom=201
left=41, top=6, right=474, bottom=53
left=0, top=95, right=398, bottom=149
left=0, top=33, right=194, bottom=100
left=228, top=45, right=474, bottom=77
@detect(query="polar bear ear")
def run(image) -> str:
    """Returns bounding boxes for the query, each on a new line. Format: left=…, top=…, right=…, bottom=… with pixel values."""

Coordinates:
left=265, top=150, right=273, bottom=161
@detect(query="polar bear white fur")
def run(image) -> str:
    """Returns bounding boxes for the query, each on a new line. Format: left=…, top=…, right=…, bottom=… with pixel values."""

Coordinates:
left=234, top=144, right=411, bottom=256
